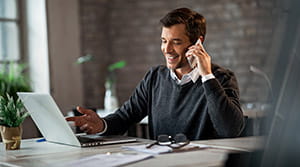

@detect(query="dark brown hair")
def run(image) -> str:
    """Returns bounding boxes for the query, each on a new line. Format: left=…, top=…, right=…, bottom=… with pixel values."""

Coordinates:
left=160, top=8, right=206, bottom=44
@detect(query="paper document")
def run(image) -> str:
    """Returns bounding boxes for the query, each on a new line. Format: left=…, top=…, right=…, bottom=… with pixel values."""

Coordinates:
left=123, top=144, right=172, bottom=154
left=123, top=143, right=211, bottom=154
left=62, top=153, right=153, bottom=167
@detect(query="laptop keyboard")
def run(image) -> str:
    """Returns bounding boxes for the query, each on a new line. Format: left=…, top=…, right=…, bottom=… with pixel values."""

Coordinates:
left=77, top=136, right=103, bottom=147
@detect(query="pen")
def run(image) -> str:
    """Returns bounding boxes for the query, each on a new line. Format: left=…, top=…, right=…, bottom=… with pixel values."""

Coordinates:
left=36, top=138, right=46, bottom=142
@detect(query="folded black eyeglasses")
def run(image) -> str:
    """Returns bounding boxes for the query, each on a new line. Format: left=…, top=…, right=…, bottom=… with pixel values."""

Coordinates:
left=146, top=133, right=190, bottom=149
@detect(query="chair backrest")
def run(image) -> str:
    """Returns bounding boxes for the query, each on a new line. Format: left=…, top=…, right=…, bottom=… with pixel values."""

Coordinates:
left=239, top=116, right=250, bottom=137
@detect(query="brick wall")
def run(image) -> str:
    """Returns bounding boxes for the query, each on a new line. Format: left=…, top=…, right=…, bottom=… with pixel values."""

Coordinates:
left=79, top=0, right=110, bottom=108
left=79, top=0, right=279, bottom=108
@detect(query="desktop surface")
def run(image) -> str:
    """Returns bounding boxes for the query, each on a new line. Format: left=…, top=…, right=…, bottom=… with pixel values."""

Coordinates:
left=0, top=136, right=264, bottom=167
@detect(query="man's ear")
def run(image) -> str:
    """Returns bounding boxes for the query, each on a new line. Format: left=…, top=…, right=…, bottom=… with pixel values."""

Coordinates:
left=199, top=36, right=204, bottom=43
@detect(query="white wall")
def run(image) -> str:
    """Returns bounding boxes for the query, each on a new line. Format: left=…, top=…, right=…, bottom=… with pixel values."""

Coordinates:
left=26, top=0, right=50, bottom=93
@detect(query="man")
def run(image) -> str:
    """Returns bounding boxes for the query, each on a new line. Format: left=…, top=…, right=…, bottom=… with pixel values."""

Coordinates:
left=66, top=8, right=245, bottom=140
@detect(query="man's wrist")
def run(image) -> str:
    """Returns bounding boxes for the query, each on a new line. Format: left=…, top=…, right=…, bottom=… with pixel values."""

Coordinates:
left=96, top=119, right=107, bottom=135
left=201, top=73, right=215, bottom=83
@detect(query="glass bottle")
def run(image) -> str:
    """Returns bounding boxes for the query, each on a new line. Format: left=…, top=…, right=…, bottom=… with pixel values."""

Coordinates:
left=104, top=72, right=119, bottom=112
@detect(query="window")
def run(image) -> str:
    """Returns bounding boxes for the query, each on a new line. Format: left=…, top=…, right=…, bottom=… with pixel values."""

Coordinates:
left=0, top=0, right=21, bottom=61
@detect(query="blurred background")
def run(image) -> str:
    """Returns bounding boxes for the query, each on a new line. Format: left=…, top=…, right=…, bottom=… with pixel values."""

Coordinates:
left=2, top=0, right=300, bottom=165
left=0, top=0, right=292, bottom=139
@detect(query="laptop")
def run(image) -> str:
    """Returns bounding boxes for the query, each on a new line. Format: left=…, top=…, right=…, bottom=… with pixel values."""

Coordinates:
left=17, top=92, right=137, bottom=147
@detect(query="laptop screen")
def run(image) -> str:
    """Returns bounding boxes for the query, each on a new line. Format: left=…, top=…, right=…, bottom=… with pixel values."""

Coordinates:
left=17, top=92, right=81, bottom=146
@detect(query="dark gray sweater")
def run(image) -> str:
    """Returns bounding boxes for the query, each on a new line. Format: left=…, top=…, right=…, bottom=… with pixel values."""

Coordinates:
left=103, top=64, right=245, bottom=140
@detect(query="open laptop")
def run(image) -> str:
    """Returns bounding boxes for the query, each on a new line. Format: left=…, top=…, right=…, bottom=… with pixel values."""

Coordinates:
left=17, top=92, right=137, bottom=147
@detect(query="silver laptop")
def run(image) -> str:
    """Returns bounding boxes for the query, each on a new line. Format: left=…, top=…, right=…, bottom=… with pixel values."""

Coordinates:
left=17, top=92, right=137, bottom=147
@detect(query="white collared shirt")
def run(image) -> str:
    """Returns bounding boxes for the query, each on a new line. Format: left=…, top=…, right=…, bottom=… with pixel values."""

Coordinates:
left=170, top=68, right=215, bottom=85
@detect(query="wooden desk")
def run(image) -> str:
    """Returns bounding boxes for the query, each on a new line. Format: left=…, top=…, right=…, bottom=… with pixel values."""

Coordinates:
left=0, top=136, right=264, bottom=167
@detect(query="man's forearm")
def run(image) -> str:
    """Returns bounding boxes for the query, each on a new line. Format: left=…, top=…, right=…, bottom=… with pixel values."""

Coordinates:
left=204, top=79, right=245, bottom=138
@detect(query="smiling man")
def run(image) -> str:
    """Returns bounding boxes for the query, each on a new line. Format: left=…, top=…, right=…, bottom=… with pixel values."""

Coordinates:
left=66, top=8, right=245, bottom=140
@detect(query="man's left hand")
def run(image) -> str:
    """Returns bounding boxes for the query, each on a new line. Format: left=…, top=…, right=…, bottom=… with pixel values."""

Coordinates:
left=186, top=39, right=212, bottom=76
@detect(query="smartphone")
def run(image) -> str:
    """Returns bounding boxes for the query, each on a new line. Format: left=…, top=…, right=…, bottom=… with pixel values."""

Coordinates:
left=187, top=55, right=197, bottom=69
left=187, top=39, right=201, bottom=69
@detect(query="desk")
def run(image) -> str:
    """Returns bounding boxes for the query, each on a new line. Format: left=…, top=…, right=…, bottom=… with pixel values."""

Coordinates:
left=0, top=136, right=264, bottom=167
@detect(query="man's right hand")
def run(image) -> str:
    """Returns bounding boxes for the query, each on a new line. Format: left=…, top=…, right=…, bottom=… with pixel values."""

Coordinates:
left=66, top=106, right=105, bottom=134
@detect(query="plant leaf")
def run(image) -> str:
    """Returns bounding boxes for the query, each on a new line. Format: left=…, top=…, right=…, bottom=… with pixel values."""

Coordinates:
left=108, top=61, right=126, bottom=71
left=0, top=95, right=28, bottom=127
left=76, top=55, right=93, bottom=64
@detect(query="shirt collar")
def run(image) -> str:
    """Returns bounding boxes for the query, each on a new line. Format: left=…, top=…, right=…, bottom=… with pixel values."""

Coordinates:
left=170, top=68, right=200, bottom=85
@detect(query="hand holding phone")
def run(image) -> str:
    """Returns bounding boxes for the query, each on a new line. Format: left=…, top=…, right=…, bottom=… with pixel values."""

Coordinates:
left=185, top=38, right=212, bottom=76
left=186, top=39, right=202, bottom=69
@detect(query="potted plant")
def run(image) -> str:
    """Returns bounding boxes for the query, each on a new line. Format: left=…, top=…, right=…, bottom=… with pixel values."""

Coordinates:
left=75, top=55, right=126, bottom=111
left=104, top=60, right=126, bottom=111
left=0, top=94, right=29, bottom=150
left=0, top=61, right=31, bottom=150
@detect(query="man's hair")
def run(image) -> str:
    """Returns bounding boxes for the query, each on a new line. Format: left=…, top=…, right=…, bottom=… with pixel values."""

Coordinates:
left=160, top=8, right=206, bottom=44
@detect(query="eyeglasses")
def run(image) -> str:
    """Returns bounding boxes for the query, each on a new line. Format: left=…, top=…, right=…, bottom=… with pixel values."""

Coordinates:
left=146, top=133, right=190, bottom=149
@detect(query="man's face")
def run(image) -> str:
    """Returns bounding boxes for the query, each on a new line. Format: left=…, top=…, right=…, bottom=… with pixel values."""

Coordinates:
left=161, top=24, right=192, bottom=71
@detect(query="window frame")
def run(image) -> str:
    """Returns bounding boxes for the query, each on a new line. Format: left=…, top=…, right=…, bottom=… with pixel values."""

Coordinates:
left=0, top=0, right=26, bottom=63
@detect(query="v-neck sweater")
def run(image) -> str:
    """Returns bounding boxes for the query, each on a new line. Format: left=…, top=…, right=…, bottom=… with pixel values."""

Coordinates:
left=103, top=64, right=245, bottom=140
